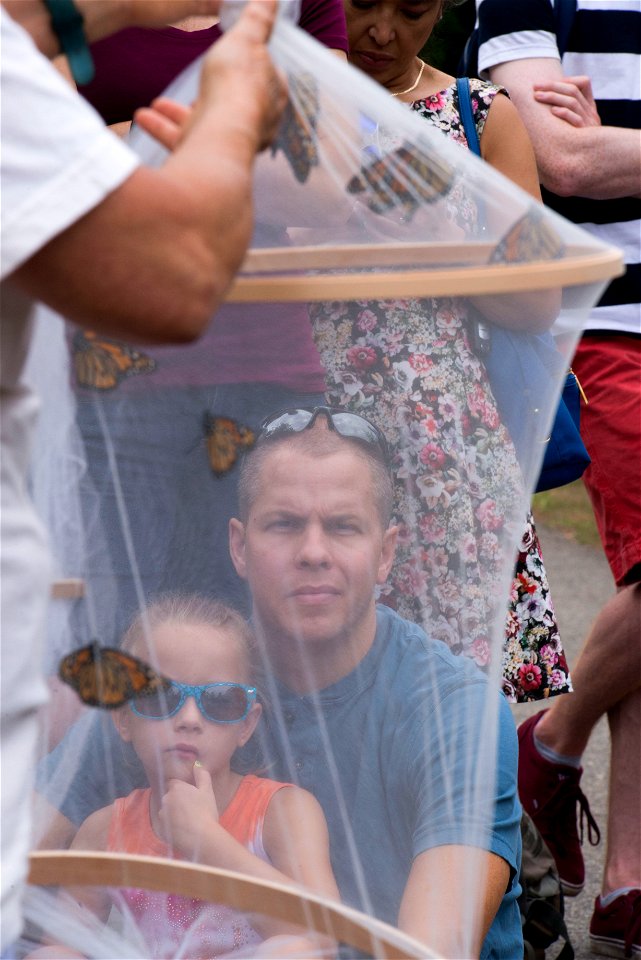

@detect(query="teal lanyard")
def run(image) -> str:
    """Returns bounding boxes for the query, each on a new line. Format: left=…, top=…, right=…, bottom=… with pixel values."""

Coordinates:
left=42, top=0, right=95, bottom=86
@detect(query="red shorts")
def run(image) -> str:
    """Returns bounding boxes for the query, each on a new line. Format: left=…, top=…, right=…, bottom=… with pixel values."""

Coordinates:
left=573, top=334, right=641, bottom=586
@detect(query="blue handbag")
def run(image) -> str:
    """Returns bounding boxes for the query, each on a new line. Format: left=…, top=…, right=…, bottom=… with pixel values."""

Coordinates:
left=456, top=78, right=590, bottom=492
left=480, top=324, right=590, bottom=492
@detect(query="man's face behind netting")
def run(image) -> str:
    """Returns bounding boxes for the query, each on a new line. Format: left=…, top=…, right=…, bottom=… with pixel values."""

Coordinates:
left=230, top=442, right=397, bottom=663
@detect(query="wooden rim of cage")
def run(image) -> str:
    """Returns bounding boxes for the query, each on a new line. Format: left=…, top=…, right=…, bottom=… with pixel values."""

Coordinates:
left=51, top=580, right=85, bottom=600
left=227, top=244, right=623, bottom=302
left=28, top=851, right=435, bottom=959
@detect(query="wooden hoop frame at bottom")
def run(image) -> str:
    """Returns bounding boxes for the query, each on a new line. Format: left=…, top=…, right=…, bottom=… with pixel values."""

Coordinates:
left=28, top=851, right=435, bottom=960
left=227, top=246, right=623, bottom=302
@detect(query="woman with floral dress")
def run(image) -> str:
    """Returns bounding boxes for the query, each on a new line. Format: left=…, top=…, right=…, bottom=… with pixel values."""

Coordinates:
left=310, top=0, right=571, bottom=703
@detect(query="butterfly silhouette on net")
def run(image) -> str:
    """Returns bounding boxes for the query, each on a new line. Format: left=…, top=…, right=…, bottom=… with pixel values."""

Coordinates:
left=203, top=415, right=256, bottom=478
left=59, top=642, right=171, bottom=710
left=270, top=71, right=320, bottom=184
left=72, top=329, right=156, bottom=391
left=491, top=209, right=565, bottom=265
left=347, top=141, right=454, bottom=220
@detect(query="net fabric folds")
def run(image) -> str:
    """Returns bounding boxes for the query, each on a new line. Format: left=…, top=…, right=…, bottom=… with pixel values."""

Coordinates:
left=23, top=3, right=621, bottom=959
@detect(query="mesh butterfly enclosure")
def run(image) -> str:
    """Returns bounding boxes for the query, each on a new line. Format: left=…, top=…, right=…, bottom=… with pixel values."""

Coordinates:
left=19, top=2, right=621, bottom=958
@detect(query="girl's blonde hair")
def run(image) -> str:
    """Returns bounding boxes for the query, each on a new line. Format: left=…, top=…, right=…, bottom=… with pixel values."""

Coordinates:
left=121, top=593, right=259, bottom=687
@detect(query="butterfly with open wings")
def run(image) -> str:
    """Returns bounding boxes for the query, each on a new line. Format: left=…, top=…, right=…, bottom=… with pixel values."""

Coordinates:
left=347, top=141, right=453, bottom=220
left=491, top=209, right=565, bottom=265
left=59, top=642, right=170, bottom=710
left=72, top=330, right=156, bottom=391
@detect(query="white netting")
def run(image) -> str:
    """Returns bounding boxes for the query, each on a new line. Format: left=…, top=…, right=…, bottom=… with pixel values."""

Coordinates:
left=22, top=4, right=620, bottom=960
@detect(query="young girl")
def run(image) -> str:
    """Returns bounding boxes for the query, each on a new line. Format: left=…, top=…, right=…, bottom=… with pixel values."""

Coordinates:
left=34, top=595, right=339, bottom=959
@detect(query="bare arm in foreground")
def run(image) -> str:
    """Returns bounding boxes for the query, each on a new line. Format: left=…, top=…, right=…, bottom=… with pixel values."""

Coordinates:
left=4, top=0, right=287, bottom=342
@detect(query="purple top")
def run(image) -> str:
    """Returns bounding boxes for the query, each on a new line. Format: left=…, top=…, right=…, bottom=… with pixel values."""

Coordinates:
left=76, top=0, right=347, bottom=392
left=82, top=0, right=349, bottom=124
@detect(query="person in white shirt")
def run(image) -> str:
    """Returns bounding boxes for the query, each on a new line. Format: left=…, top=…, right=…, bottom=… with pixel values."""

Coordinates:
left=0, top=1, right=286, bottom=949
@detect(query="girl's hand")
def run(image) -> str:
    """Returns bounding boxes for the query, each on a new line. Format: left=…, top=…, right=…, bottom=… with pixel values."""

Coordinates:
left=157, top=762, right=220, bottom=858
left=533, top=75, right=601, bottom=128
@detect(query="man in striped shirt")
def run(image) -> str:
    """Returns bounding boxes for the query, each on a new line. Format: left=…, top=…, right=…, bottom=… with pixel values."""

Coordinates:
left=473, top=1, right=641, bottom=956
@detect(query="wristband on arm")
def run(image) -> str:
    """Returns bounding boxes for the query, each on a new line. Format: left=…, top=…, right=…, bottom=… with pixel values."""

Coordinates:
left=42, top=0, right=95, bottom=85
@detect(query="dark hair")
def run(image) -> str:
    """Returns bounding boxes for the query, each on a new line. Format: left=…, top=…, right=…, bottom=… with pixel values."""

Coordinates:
left=237, top=425, right=394, bottom=528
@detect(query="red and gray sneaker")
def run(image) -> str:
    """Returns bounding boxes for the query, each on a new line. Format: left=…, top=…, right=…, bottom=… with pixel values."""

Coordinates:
left=518, top=710, right=600, bottom=897
left=589, top=889, right=641, bottom=958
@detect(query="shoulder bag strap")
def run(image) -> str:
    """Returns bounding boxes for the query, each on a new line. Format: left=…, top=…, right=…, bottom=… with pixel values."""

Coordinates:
left=456, top=77, right=482, bottom=157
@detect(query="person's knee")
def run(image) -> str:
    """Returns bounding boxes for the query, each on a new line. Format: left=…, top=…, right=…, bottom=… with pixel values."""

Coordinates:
left=596, top=581, right=641, bottom=652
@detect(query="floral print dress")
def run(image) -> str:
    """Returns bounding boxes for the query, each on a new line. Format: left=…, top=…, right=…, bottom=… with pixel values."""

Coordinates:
left=310, top=80, right=571, bottom=703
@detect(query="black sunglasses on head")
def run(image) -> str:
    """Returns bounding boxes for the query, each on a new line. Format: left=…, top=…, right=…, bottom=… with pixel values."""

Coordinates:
left=258, top=406, right=390, bottom=463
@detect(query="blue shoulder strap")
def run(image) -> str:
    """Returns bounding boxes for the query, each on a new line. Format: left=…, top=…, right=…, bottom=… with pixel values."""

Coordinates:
left=456, top=77, right=482, bottom=157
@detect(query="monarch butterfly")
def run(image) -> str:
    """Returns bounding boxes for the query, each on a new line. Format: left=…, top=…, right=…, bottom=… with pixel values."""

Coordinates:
left=347, top=142, right=453, bottom=219
left=59, top=642, right=170, bottom=710
left=491, top=210, right=564, bottom=265
left=72, top=330, right=156, bottom=391
left=271, top=72, right=320, bottom=184
left=203, top=415, right=256, bottom=478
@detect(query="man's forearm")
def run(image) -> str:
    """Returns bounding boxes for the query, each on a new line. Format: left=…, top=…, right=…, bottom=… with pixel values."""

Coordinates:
left=535, top=124, right=640, bottom=200
left=9, top=102, right=263, bottom=343
left=1, top=0, right=220, bottom=57
left=491, top=60, right=641, bottom=200
left=7, top=0, right=284, bottom=343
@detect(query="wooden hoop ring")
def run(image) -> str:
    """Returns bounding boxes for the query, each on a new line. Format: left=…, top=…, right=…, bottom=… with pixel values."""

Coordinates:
left=228, top=245, right=623, bottom=302
left=28, top=851, right=434, bottom=959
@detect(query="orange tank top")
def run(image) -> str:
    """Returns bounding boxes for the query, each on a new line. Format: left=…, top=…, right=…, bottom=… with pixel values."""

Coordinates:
left=106, top=774, right=291, bottom=958
left=107, top=773, right=288, bottom=858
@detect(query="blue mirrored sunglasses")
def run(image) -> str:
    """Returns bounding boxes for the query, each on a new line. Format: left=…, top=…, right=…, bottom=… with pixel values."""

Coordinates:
left=131, top=681, right=257, bottom=724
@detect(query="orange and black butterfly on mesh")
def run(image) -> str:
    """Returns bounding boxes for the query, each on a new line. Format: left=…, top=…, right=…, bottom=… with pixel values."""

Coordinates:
left=271, top=71, right=320, bottom=184
left=72, top=329, right=156, bottom=391
left=203, top=415, right=256, bottom=478
left=491, top=209, right=565, bottom=265
left=59, top=642, right=170, bottom=710
left=347, top=141, right=453, bottom=219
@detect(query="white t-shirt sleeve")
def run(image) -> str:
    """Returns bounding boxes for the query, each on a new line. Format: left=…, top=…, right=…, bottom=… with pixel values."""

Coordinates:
left=0, top=9, right=141, bottom=278
left=475, top=0, right=561, bottom=78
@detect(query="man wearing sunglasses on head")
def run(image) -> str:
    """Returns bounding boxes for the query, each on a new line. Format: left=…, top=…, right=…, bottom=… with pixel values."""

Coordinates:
left=224, top=406, right=523, bottom=960
left=36, top=407, right=521, bottom=959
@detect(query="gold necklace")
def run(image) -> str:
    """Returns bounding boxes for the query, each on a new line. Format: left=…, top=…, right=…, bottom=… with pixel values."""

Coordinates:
left=390, top=59, right=426, bottom=98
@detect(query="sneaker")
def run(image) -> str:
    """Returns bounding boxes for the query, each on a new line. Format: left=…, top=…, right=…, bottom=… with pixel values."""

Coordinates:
left=590, top=890, right=641, bottom=958
left=518, top=710, right=600, bottom=896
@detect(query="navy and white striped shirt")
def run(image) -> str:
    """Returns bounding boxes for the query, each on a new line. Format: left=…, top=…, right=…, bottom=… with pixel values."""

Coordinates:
left=475, top=0, right=640, bottom=336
